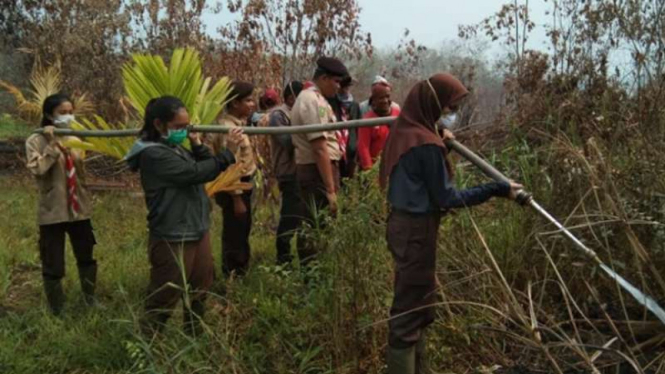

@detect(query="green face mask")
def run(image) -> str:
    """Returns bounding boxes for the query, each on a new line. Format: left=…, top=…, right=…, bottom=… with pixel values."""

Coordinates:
left=165, top=128, right=187, bottom=145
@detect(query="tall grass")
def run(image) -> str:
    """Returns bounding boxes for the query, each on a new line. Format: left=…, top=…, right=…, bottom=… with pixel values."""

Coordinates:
left=1, top=120, right=664, bottom=373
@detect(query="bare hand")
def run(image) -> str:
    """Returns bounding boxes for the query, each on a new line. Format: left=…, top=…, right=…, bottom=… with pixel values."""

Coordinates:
left=441, top=129, right=455, bottom=142
left=227, top=127, right=244, bottom=148
left=326, top=191, right=338, bottom=217
left=188, top=130, right=202, bottom=146
left=43, top=126, right=56, bottom=141
left=507, top=181, right=524, bottom=200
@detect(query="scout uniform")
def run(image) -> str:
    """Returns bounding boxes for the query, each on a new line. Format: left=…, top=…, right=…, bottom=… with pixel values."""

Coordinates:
left=26, top=133, right=97, bottom=315
left=290, top=57, right=348, bottom=266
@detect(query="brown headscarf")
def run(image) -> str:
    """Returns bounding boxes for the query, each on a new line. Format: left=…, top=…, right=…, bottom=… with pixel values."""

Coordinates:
left=378, top=73, right=468, bottom=189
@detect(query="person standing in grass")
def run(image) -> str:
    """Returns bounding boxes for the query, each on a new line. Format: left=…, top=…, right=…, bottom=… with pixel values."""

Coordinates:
left=359, top=76, right=401, bottom=117
left=26, top=93, right=97, bottom=316
left=205, top=81, right=257, bottom=277
left=269, top=81, right=304, bottom=265
left=125, top=96, right=243, bottom=335
left=327, top=75, right=361, bottom=179
left=357, top=81, right=400, bottom=172
left=379, top=74, right=523, bottom=373
left=290, top=57, right=348, bottom=268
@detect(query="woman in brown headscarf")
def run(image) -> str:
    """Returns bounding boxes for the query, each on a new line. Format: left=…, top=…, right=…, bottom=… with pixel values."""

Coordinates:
left=379, top=73, right=522, bottom=374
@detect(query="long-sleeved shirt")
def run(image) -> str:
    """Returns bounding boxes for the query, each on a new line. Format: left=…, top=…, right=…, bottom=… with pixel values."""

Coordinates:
left=269, top=104, right=296, bottom=181
left=26, top=134, right=93, bottom=225
left=388, top=144, right=510, bottom=214
left=358, top=107, right=400, bottom=170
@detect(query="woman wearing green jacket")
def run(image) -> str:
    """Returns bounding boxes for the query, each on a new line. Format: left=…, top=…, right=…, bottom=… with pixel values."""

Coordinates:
left=126, top=96, right=243, bottom=335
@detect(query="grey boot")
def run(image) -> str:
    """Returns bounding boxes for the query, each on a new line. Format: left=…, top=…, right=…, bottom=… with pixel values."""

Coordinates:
left=78, top=264, right=97, bottom=306
left=387, top=345, right=416, bottom=374
left=43, top=278, right=65, bottom=316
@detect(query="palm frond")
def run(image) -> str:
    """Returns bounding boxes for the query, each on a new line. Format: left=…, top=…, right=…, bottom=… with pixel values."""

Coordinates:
left=64, top=116, right=134, bottom=160
left=122, top=48, right=232, bottom=125
left=0, top=58, right=94, bottom=121
left=205, top=163, right=253, bottom=197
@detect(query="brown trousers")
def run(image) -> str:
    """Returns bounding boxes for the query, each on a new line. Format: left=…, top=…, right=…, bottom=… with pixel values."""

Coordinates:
left=386, top=210, right=441, bottom=348
left=295, top=162, right=340, bottom=265
left=143, top=232, right=214, bottom=332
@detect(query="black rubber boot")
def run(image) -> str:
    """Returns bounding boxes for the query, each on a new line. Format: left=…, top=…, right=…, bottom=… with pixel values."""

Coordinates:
left=43, top=278, right=65, bottom=316
left=78, top=264, right=97, bottom=306
left=387, top=345, right=416, bottom=374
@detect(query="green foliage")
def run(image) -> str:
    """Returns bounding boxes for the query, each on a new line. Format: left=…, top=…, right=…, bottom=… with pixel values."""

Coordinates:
left=0, top=114, right=32, bottom=139
left=122, top=48, right=234, bottom=125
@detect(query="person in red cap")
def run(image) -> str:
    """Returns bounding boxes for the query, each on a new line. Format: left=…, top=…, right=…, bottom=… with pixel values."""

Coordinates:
left=290, top=56, right=348, bottom=271
left=251, top=88, right=280, bottom=126
left=357, top=82, right=400, bottom=171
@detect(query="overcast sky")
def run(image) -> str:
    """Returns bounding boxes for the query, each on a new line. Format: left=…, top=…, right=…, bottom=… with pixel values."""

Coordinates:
left=357, top=0, right=550, bottom=49
left=203, top=0, right=553, bottom=50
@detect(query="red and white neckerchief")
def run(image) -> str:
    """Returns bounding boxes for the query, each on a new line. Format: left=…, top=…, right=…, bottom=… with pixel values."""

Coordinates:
left=56, top=143, right=80, bottom=218
left=336, top=107, right=350, bottom=160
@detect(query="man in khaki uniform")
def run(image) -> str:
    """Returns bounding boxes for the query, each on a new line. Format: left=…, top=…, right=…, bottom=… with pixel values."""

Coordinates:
left=205, top=81, right=256, bottom=276
left=291, top=57, right=348, bottom=267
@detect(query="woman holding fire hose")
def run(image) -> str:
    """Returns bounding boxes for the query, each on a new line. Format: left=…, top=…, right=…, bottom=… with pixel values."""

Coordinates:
left=379, top=74, right=523, bottom=374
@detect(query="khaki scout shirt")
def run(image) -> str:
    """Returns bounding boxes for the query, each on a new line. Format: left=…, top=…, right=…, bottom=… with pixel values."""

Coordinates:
left=290, top=86, right=341, bottom=165
left=204, top=114, right=256, bottom=193
left=25, top=134, right=93, bottom=226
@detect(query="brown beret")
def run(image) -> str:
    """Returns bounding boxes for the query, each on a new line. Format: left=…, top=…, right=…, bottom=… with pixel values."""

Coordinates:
left=316, top=56, right=349, bottom=78
left=230, top=81, right=255, bottom=101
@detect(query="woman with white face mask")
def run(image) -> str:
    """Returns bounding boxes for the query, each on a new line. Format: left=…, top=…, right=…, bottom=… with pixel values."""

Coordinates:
left=25, top=93, right=97, bottom=316
left=379, top=75, right=523, bottom=373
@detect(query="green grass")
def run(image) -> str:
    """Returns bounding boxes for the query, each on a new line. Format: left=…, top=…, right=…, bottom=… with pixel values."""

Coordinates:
left=0, top=174, right=396, bottom=374
left=0, top=114, right=33, bottom=140
left=1, top=143, right=663, bottom=373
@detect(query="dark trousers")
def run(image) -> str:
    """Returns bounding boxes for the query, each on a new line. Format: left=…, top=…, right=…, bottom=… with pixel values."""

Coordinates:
left=39, top=219, right=97, bottom=281
left=276, top=179, right=302, bottom=265
left=386, top=210, right=441, bottom=348
left=144, top=232, right=214, bottom=334
left=39, top=219, right=97, bottom=314
left=295, top=162, right=340, bottom=266
left=217, top=189, right=253, bottom=276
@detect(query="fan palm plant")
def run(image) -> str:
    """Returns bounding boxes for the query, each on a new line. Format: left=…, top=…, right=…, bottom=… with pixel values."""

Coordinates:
left=0, top=59, right=94, bottom=122
left=122, top=48, right=235, bottom=125
left=68, top=48, right=248, bottom=191
left=66, top=48, right=236, bottom=161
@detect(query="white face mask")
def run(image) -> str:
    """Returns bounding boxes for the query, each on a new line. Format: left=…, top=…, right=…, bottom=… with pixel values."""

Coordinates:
left=52, top=114, right=75, bottom=128
left=437, top=113, right=458, bottom=130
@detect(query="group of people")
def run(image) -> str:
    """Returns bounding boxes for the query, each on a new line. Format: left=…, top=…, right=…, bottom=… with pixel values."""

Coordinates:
left=25, top=55, right=521, bottom=373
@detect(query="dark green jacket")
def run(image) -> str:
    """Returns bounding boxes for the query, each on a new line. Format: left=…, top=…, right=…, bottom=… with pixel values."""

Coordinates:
left=126, top=140, right=235, bottom=242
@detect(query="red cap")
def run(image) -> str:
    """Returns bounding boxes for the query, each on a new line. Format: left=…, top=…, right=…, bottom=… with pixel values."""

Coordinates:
left=262, top=88, right=279, bottom=104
